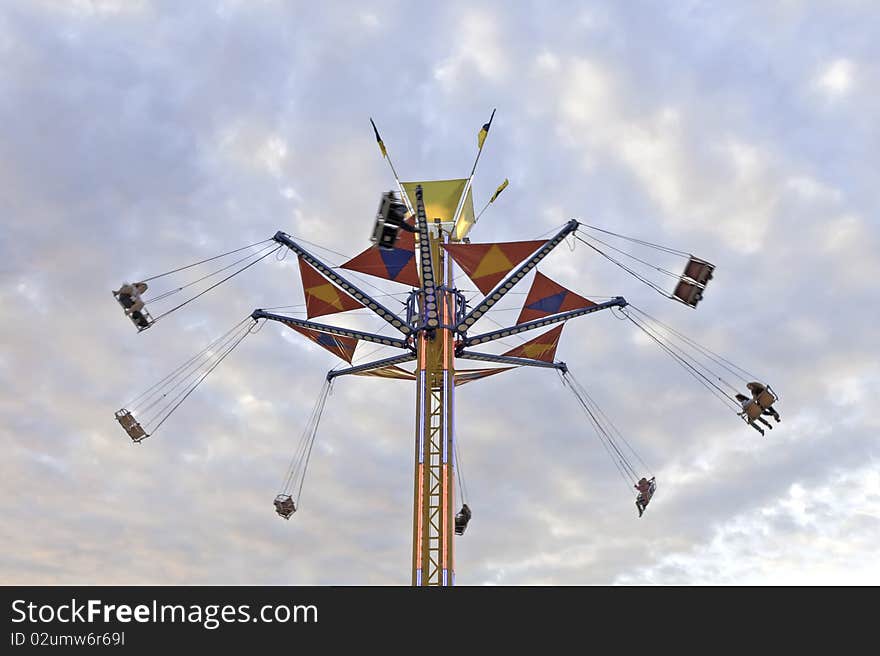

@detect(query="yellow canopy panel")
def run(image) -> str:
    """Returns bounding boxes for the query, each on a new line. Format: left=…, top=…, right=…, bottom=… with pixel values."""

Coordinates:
left=402, top=179, right=473, bottom=231
left=451, top=185, right=476, bottom=242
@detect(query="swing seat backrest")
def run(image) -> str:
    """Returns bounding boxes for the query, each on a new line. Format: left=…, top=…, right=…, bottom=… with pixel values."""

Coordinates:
left=756, top=389, right=776, bottom=409
left=683, top=257, right=715, bottom=286
left=127, top=423, right=147, bottom=442
left=742, top=400, right=763, bottom=421
left=673, top=279, right=704, bottom=307
left=115, top=410, right=136, bottom=430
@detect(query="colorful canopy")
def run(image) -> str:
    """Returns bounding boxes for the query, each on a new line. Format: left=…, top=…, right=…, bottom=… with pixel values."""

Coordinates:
left=299, top=257, right=364, bottom=319
left=443, top=240, right=547, bottom=295
left=502, top=325, right=563, bottom=363
left=517, top=271, right=595, bottom=325
left=401, top=179, right=473, bottom=227
left=282, top=322, right=359, bottom=363
left=454, top=367, right=514, bottom=386
left=340, top=216, right=420, bottom=287
left=451, top=185, right=476, bottom=242
left=353, top=365, right=416, bottom=380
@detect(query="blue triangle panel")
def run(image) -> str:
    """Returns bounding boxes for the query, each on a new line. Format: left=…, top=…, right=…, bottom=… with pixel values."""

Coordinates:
left=380, top=248, right=414, bottom=280
left=526, top=290, right=566, bottom=314
left=316, top=333, right=340, bottom=348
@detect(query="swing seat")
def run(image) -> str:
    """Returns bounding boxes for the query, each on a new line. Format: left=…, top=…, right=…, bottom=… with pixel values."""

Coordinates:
left=274, top=494, right=296, bottom=519
left=682, top=256, right=715, bottom=286
left=128, top=307, right=154, bottom=332
left=672, top=278, right=704, bottom=308
left=114, top=291, right=136, bottom=310
left=370, top=192, right=410, bottom=250
left=638, top=479, right=657, bottom=505
left=755, top=387, right=777, bottom=410
left=454, top=505, right=472, bottom=535
left=115, top=409, right=148, bottom=443
left=740, top=400, right=763, bottom=422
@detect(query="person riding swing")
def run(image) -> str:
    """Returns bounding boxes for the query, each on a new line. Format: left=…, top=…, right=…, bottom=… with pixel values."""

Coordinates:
left=736, top=393, right=773, bottom=436
left=746, top=381, right=780, bottom=423
left=635, top=477, right=656, bottom=517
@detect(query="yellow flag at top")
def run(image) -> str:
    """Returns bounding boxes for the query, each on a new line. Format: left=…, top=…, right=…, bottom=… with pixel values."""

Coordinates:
left=477, top=108, right=496, bottom=150
left=489, top=178, right=509, bottom=203
left=370, top=117, right=387, bottom=158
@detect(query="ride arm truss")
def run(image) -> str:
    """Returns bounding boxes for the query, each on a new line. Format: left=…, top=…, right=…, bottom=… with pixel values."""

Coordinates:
left=326, top=352, right=418, bottom=380
left=456, top=350, right=567, bottom=372
left=456, top=219, right=580, bottom=332
left=462, top=297, right=627, bottom=348
left=252, top=309, right=412, bottom=350
left=412, top=185, right=442, bottom=330
left=271, top=231, right=411, bottom=336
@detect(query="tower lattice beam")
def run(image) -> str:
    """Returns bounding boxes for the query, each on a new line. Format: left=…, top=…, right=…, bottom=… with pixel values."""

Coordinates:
left=412, top=188, right=457, bottom=586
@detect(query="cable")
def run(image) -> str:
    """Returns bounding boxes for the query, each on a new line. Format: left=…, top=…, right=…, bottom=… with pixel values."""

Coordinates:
left=566, top=370, right=651, bottom=474
left=295, top=379, right=333, bottom=504
left=560, top=371, right=637, bottom=491
left=454, top=437, right=468, bottom=504
left=574, top=235, right=673, bottom=300
left=577, top=223, right=690, bottom=257
left=138, top=320, right=253, bottom=426
left=147, top=320, right=253, bottom=435
left=628, top=305, right=763, bottom=383
left=140, top=238, right=273, bottom=283
left=124, top=317, right=253, bottom=409
left=150, top=245, right=281, bottom=323
left=621, top=309, right=740, bottom=412
left=577, top=230, right=682, bottom=279
left=278, top=378, right=333, bottom=508
left=149, top=243, right=280, bottom=304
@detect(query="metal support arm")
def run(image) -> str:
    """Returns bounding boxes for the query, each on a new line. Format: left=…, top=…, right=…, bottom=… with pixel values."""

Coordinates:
left=462, top=297, right=627, bottom=347
left=457, top=220, right=580, bottom=332
left=252, top=309, right=412, bottom=350
left=457, top=350, right=567, bottom=372
left=413, top=186, right=441, bottom=330
left=326, top=352, right=417, bottom=380
left=272, top=231, right=411, bottom=335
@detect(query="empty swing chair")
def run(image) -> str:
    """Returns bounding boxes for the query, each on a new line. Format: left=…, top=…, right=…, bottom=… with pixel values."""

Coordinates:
left=672, top=278, right=704, bottom=308
left=682, top=256, right=715, bottom=286
left=370, top=191, right=415, bottom=250
left=672, top=256, right=715, bottom=308
left=274, top=494, right=297, bottom=520
left=114, top=408, right=149, bottom=443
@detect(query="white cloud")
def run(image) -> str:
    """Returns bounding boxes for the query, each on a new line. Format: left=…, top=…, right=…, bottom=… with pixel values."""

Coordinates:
left=434, top=9, right=510, bottom=88
left=1, top=0, right=878, bottom=587
left=815, top=58, right=855, bottom=97
left=616, top=466, right=880, bottom=585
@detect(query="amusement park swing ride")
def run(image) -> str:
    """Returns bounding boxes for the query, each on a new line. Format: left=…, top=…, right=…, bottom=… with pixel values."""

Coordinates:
left=112, top=112, right=782, bottom=586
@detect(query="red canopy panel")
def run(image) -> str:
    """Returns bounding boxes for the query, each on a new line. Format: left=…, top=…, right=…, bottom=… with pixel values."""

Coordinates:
left=340, top=217, right=420, bottom=287
left=502, top=324, right=564, bottom=363
left=517, top=271, right=595, bottom=325
left=353, top=365, right=416, bottom=380
left=452, top=367, right=515, bottom=387
left=443, top=240, right=547, bottom=295
left=283, top=321, right=359, bottom=363
left=299, top=256, right=364, bottom=319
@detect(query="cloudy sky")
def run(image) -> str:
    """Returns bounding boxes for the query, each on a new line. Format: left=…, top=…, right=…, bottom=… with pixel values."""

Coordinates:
left=1, top=0, right=878, bottom=585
